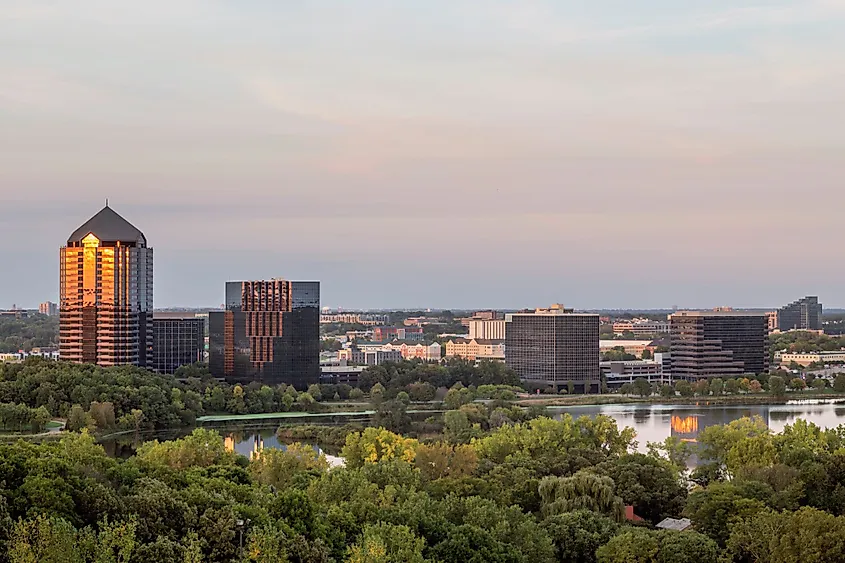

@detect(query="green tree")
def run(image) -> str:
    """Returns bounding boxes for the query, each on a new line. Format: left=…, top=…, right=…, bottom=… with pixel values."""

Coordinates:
left=813, top=378, right=828, bottom=390
left=9, top=516, right=84, bottom=563
left=633, top=378, right=651, bottom=397
left=656, top=531, right=718, bottom=563
left=790, top=378, right=807, bottom=391
left=250, top=443, right=329, bottom=488
left=684, top=483, right=767, bottom=546
left=30, top=406, right=51, bottom=433
left=769, top=375, right=787, bottom=398
left=539, top=471, right=625, bottom=522
left=542, top=510, right=618, bottom=563
left=599, top=453, right=687, bottom=524
left=727, top=507, right=845, bottom=563
left=307, top=384, right=322, bottom=402
left=724, top=379, right=740, bottom=394
left=675, top=381, right=693, bottom=397
left=297, top=392, right=316, bottom=410
left=370, top=383, right=386, bottom=404
left=709, top=378, right=724, bottom=396
left=834, top=374, right=845, bottom=393
left=65, top=404, right=92, bottom=433
left=659, top=385, right=674, bottom=398
left=596, top=528, right=659, bottom=563
left=347, top=522, right=427, bottom=563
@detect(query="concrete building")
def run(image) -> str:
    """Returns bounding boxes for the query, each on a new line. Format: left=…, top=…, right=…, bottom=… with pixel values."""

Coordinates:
left=777, top=296, right=823, bottom=332
left=445, top=338, right=505, bottom=361
left=599, top=340, right=654, bottom=357
left=612, top=319, right=670, bottom=336
left=320, top=313, right=389, bottom=326
left=777, top=351, right=845, bottom=367
left=382, top=341, right=442, bottom=361
left=468, top=319, right=506, bottom=340
left=372, top=326, right=424, bottom=342
left=505, top=304, right=600, bottom=393
left=338, top=347, right=404, bottom=366
left=602, top=359, right=669, bottom=388
left=39, top=301, right=58, bottom=317
left=59, top=205, right=153, bottom=367
left=669, top=311, right=768, bottom=379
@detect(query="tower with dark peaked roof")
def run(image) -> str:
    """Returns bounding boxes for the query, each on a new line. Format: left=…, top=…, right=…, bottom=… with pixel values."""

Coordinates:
left=60, top=205, right=153, bottom=367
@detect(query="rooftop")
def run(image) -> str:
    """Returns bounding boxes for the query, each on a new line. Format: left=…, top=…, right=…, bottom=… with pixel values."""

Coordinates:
left=656, top=518, right=692, bottom=531
left=670, top=310, right=768, bottom=318
left=67, top=205, right=146, bottom=245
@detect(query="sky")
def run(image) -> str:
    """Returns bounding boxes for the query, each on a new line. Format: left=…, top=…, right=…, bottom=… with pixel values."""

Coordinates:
left=1, top=0, right=844, bottom=310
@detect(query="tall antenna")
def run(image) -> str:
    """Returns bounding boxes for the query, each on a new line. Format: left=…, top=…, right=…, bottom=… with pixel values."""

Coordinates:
left=105, top=198, right=109, bottom=207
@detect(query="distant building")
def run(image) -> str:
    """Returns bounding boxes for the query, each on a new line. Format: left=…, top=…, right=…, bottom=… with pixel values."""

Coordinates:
left=152, top=316, right=205, bottom=374
left=381, top=341, right=442, bottom=361
left=468, top=319, right=506, bottom=340
left=39, top=301, right=58, bottom=317
left=460, top=310, right=502, bottom=327
left=372, top=326, right=424, bottom=342
left=320, top=313, right=389, bottom=326
left=777, top=351, right=845, bottom=367
left=599, top=340, right=654, bottom=357
left=505, top=304, right=600, bottom=393
left=669, top=311, right=768, bottom=379
left=766, top=311, right=779, bottom=333
left=209, top=279, right=320, bottom=387
left=601, top=359, right=669, bottom=388
left=338, top=347, right=404, bottom=366
left=777, top=296, right=823, bottom=332
left=612, top=319, right=670, bottom=336
left=445, top=338, right=505, bottom=361
left=59, top=205, right=153, bottom=367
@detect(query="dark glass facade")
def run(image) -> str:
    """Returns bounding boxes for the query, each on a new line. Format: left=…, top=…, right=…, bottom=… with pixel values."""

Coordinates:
left=505, top=311, right=600, bottom=393
left=778, top=296, right=822, bottom=331
left=59, top=206, right=153, bottom=367
left=670, top=311, right=768, bottom=379
left=152, top=317, right=205, bottom=374
left=209, top=279, right=320, bottom=388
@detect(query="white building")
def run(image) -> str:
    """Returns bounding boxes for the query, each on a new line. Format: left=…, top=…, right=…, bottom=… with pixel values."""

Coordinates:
left=468, top=319, right=506, bottom=341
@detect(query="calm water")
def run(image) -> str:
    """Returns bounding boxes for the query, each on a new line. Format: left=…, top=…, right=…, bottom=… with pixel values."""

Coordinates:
left=547, top=399, right=845, bottom=451
left=100, top=400, right=845, bottom=463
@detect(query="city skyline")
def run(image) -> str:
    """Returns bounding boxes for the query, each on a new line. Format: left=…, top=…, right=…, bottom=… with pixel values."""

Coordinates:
left=3, top=1, right=845, bottom=309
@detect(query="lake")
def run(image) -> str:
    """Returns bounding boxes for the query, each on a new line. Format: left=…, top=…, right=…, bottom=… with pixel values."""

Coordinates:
left=546, top=399, right=845, bottom=451
left=100, top=399, right=845, bottom=464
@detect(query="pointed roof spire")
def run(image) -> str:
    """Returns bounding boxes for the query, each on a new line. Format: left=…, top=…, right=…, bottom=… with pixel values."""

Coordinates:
left=67, top=206, right=146, bottom=245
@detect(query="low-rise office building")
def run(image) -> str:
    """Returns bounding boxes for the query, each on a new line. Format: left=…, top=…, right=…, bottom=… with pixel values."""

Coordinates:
left=612, top=319, right=670, bottom=336
left=599, top=340, right=654, bottom=357
left=777, top=351, right=845, bottom=367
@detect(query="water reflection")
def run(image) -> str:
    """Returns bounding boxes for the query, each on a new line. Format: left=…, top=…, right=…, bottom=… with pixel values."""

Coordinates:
left=549, top=400, right=845, bottom=452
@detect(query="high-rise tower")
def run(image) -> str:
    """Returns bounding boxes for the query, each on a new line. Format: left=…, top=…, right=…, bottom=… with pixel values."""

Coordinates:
left=209, top=279, right=320, bottom=387
left=59, top=205, right=153, bottom=367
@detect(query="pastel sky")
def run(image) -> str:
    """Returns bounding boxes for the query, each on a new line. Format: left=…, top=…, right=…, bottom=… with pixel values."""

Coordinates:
left=1, top=0, right=844, bottom=310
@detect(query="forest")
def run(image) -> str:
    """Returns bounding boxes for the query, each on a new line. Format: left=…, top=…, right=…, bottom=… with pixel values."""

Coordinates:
left=0, top=414, right=844, bottom=561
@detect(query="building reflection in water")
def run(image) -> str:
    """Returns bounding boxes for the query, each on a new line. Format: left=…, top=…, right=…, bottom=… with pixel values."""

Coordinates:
left=670, top=415, right=699, bottom=443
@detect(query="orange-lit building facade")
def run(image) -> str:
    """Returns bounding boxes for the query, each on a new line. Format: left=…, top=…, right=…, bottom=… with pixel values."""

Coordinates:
left=59, top=206, right=153, bottom=367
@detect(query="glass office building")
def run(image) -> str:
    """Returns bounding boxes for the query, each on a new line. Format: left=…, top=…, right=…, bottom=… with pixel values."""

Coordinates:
left=777, top=296, right=823, bottom=331
left=505, top=305, right=600, bottom=393
left=209, top=279, right=320, bottom=387
left=670, top=311, right=768, bottom=379
left=152, top=317, right=205, bottom=374
left=59, top=205, right=153, bottom=367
